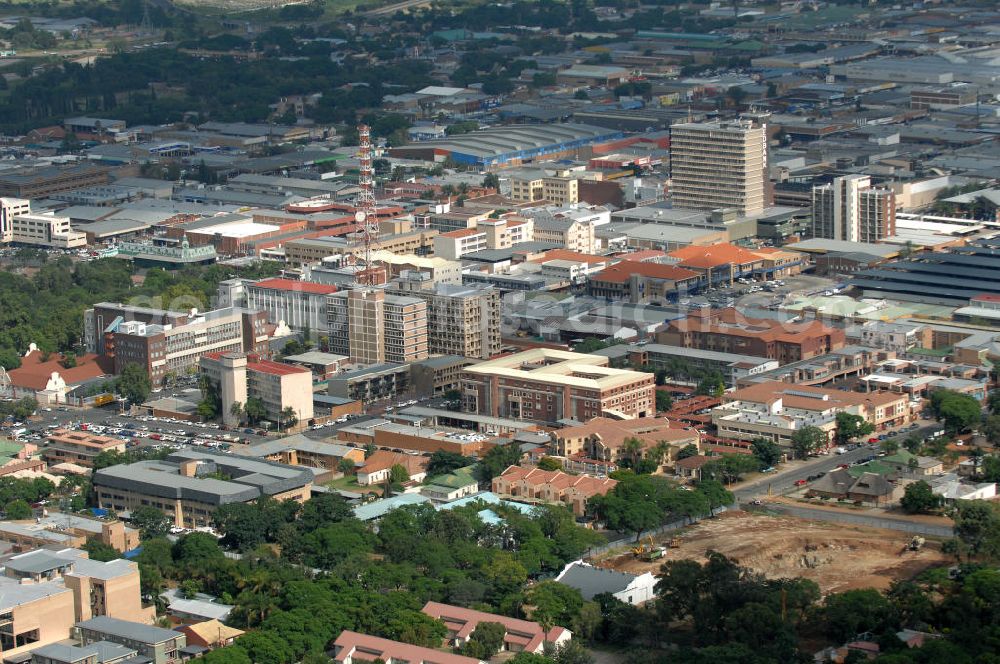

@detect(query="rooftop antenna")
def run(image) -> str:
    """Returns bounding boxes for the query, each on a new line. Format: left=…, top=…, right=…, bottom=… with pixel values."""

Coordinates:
left=354, top=124, right=380, bottom=286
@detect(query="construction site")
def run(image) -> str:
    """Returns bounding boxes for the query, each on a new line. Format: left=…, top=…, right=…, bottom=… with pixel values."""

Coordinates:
left=595, top=510, right=951, bottom=595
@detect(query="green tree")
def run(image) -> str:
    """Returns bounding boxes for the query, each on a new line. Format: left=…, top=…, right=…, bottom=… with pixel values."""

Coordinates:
left=655, top=390, right=673, bottom=412
left=676, top=444, right=699, bottom=460
left=981, top=455, right=1000, bottom=482
left=537, top=457, right=562, bottom=472
left=931, top=390, right=983, bottom=434
left=792, top=426, right=828, bottom=458
left=482, top=173, right=500, bottom=189
left=987, top=389, right=1000, bottom=416
left=750, top=438, right=782, bottom=467
left=462, top=621, right=506, bottom=659
left=696, top=479, right=734, bottom=512
left=244, top=397, right=266, bottom=425
left=951, top=500, right=1000, bottom=562
left=834, top=412, right=874, bottom=446
left=553, top=639, right=593, bottom=664
left=230, top=401, right=244, bottom=425
left=525, top=581, right=584, bottom=631
left=426, top=451, right=468, bottom=476
left=60, top=352, right=77, bottom=369
left=822, top=589, right=896, bottom=641
left=900, top=481, right=941, bottom=514
left=703, top=454, right=760, bottom=485
left=280, top=407, right=298, bottom=431
left=389, top=464, right=410, bottom=484
left=338, top=457, right=356, bottom=475
left=4, top=499, right=32, bottom=520
left=117, top=362, right=152, bottom=405
left=131, top=505, right=172, bottom=540
left=695, top=372, right=725, bottom=397
left=476, top=443, right=522, bottom=483
left=981, top=415, right=1000, bottom=446
left=83, top=537, right=121, bottom=561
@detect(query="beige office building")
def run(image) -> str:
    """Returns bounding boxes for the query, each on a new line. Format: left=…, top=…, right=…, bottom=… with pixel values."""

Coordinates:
left=509, top=171, right=580, bottom=205
left=0, top=198, right=31, bottom=243
left=0, top=548, right=154, bottom=661
left=669, top=118, right=767, bottom=215
left=200, top=353, right=313, bottom=427
left=7, top=212, right=87, bottom=248
left=328, top=289, right=428, bottom=364
left=811, top=175, right=896, bottom=243
left=393, top=282, right=501, bottom=360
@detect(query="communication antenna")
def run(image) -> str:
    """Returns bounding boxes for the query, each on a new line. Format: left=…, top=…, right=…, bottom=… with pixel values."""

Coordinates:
left=139, top=0, right=154, bottom=36
left=354, top=124, right=380, bottom=286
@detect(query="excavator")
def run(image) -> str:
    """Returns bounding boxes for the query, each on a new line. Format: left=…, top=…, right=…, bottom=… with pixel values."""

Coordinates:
left=632, top=535, right=672, bottom=561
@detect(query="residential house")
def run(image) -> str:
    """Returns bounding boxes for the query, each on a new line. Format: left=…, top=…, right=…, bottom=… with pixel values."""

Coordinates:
left=332, top=631, right=485, bottom=664
left=554, top=561, right=656, bottom=605
left=491, top=465, right=617, bottom=516
left=420, top=467, right=480, bottom=502
left=356, top=450, right=429, bottom=486
left=881, top=450, right=944, bottom=477
left=550, top=417, right=700, bottom=472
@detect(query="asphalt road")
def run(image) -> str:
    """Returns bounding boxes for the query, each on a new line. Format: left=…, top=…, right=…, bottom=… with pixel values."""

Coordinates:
left=733, top=445, right=875, bottom=502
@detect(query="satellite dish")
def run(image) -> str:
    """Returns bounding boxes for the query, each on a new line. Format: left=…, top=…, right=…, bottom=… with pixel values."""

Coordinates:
left=355, top=211, right=366, bottom=223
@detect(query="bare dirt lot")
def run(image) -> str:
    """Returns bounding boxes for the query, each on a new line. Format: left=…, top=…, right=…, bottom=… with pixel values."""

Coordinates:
left=596, top=511, right=951, bottom=594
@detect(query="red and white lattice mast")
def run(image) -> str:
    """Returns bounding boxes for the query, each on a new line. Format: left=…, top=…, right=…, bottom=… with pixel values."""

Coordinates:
left=354, top=123, right=379, bottom=285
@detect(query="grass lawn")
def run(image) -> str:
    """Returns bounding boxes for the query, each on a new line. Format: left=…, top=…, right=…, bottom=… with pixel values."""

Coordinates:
left=326, top=475, right=382, bottom=496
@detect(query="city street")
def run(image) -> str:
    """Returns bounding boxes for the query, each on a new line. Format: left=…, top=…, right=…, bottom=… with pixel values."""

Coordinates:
left=732, top=445, right=875, bottom=502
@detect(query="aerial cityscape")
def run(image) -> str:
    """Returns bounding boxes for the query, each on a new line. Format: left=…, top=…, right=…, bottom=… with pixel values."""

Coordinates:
left=0, top=0, right=999, bottom=662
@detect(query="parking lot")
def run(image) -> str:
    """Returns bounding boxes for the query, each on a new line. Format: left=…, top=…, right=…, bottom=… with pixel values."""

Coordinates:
left=679, top=274, right=843, bottom=312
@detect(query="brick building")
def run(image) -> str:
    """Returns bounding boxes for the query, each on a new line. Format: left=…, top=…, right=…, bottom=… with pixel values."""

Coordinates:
left=461, top=349, right=655, bottom=423
left=658, top=308, right=846, bottom=364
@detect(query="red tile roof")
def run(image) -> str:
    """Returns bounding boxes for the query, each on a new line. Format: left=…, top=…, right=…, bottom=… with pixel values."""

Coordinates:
left=615, top=249, right=667, bottom=262
left=7, top=351, right=113, bottom=391
left=495, top=465, right=617, bottom=497
left=668, top=243, right=762, bottom=269
left=252, top=278, right=338, bottom=295
left=360, top=450, right=428, bottom=475
left=441, top=227, right=485, bottom=239
left=422, top=602, right=569, bottom=654
left=591, top=261, right=699, bottom=284
left=333, top=631, right=481, bottom=664
left=531, top=249, right=608, bottom=265
left=247, top=359, right=310, bottom=376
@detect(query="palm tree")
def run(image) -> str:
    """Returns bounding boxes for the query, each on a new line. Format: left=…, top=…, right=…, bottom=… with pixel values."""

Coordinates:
left=621, top=437, right=644, bottom=469
left=280, top=407, right=298, bottom=432
left=229, top=401, right=244, bottom=425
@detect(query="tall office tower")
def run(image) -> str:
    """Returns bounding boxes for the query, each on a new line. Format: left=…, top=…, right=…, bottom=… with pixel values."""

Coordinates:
left=669, top=117, right=767, bottom=215
left=328, top=289, right=428, bottom=364
left=811, top=175, right=896, bottom=242
left=348, top=288, right=386, bottom=364
left=393, top=281, right=502, bottom=360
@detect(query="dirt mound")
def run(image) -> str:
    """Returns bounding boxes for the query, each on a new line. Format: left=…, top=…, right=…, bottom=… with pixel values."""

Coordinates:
left=598, top=511, right=950, bottom=594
